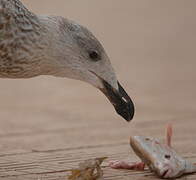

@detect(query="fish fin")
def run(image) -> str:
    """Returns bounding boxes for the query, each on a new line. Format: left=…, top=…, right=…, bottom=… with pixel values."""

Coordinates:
left=109, top=160, right=145, bottom=171
left=166, top=123, right=173, bottom=147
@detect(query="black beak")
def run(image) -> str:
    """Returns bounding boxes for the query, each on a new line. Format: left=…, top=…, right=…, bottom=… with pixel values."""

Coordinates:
left=100, top=80, right=135, bottom=122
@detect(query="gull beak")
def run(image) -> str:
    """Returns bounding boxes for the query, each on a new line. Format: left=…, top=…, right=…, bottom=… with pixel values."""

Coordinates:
left=100, top=79, right=135, bottom=121
left=89, top=70, right=135, bottom=121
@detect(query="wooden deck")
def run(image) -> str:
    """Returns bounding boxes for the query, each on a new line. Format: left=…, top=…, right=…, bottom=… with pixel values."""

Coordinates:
left=1, top=0, right=196, bottom=179
left=0, top=74, right=196, bottom=180
left=1, top=143, right=196, bottom=180
left=1, top=106, right=196, bottom=180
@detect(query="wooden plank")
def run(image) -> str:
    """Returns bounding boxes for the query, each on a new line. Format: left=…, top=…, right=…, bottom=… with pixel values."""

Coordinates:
left=1, top=142, right=196, bottom=179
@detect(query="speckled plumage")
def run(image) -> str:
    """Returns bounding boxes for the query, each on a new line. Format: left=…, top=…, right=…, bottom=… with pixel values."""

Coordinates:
left=0, top=0, right=51, bottom=78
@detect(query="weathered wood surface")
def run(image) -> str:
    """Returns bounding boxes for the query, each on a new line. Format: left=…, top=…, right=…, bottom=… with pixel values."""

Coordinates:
left=1, top=132, right=196, bottom=180
left=1, top=0, right=196, bottom=179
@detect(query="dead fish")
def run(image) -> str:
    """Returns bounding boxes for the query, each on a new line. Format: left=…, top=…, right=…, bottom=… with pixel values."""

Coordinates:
left=109, top=124, right=196, bottom=179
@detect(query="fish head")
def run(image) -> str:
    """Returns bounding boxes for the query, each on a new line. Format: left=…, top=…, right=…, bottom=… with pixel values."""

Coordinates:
left=130, top=136, right=186, bottom=178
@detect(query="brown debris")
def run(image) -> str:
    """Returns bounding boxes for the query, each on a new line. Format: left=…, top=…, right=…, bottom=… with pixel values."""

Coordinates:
left=68, top=157, right=107, bottom=180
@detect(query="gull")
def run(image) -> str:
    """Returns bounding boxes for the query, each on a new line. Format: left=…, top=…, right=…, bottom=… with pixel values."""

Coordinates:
left=0, top=0, right=134, bottom=121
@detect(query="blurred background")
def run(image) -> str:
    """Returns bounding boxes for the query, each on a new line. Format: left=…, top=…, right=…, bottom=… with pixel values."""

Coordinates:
left=0, top=0, right=196, bottom=155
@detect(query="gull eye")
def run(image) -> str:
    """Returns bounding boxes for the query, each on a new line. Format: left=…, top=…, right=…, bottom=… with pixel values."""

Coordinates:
left=89, top=50, right=100, bottom=61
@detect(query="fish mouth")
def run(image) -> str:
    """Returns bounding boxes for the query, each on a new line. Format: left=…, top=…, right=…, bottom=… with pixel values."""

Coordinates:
left=90, top=71, right=135, bottom=121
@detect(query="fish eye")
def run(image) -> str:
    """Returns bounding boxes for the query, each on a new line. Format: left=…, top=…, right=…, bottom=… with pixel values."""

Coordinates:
left=164, top=154, right=171, bottom=159
left=89, top=50, right=100, bottom=61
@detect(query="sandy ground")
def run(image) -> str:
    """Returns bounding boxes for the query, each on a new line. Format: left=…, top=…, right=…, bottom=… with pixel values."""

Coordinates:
left=1, top=1, right=196, bottom=179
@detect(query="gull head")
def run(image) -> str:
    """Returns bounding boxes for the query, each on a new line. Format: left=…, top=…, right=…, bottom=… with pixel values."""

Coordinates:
left=43, top=17, right=135, bottom=121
